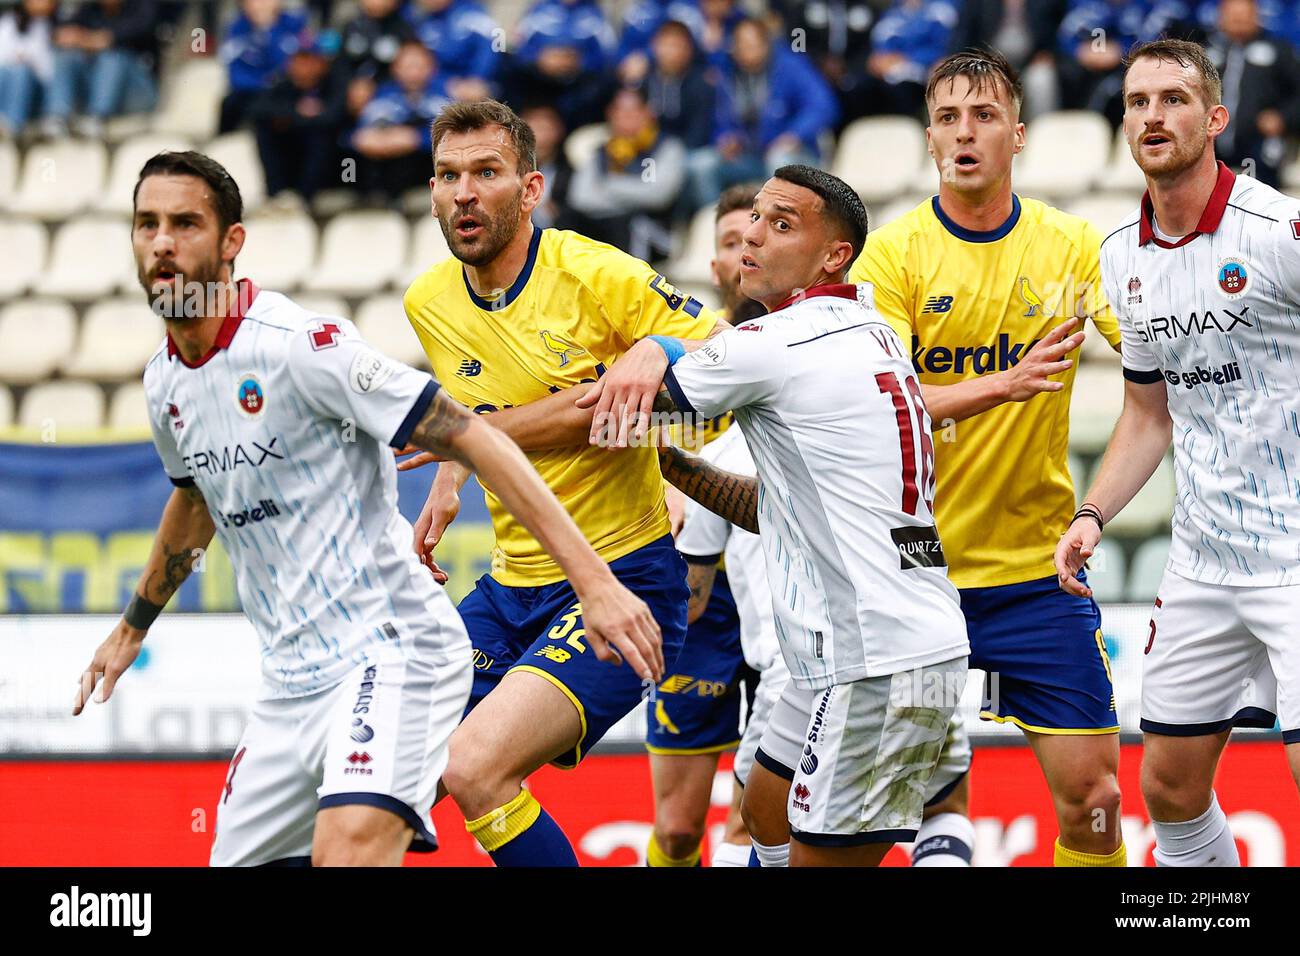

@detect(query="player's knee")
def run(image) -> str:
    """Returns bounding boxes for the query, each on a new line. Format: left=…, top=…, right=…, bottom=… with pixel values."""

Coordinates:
left=1055, top=771, right=1122, bottom=836
left=1140, top=759, right=1207, bottom=821
left=740, top=787, right=786, bottom=846
left=442, top=736, right=514, bottom=818
left=655, top=823, right=705, bottom=861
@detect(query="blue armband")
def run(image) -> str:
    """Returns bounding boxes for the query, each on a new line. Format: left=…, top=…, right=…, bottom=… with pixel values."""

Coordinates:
left=647, top=335, right=686, bottom=366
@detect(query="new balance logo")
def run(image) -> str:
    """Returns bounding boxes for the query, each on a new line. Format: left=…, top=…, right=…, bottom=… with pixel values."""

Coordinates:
left=922, top=295, right=954, bottom=314
left=458, top=359, right=482, bottom=376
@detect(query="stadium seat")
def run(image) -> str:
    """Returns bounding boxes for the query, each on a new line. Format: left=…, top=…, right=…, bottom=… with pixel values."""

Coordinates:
left=355, top=295, right=428, bottom=368
left=1101, top=127, right=1149, bottom=193
left=869, top=194, right=927, bottom=229
left=1067, top=193, right=1138, bottom=236
left=107, top=381, right=150, bottom=430
left=1014, top=111, right=1111, bottom=199
left=0, top=218, right=48, bottom=299
left=293, top=294, right=351, bottom=321
left=564, top=123, right=608, bottom=170
left=0, top=139, right=17, bottom=208
left=1091, top=454, right=1176, bottom=536
left=304, top=210, right=409, bottom=295
left=1083, top=537, right=1127, bottom=603
left=0, top=299, right=78, bottom=384
left=237, top=212, right=318, bottom=290
left=9, top=139, right=109, bottom=219
left=206, top=131, right=267, bottom=213
left=151, top=57, right=226, bottom=141
left=0, top=383, right=12, bottom=427
left=1126, top=535, right=1170, bottom=602
left=1069, top=364, right=1125, bottom=454
left=43, top=217, right=137, bottom=299
left=662, top=204, right=715, bottom=286
left=833, top=116, right=927, bottom=203
left=63, top=297, right=166, bottom=380
left=402, top=215, right=455, bottom=287
left=18, top=381, right=105, bottom=431
left=96, top=133, right=195, bottom=215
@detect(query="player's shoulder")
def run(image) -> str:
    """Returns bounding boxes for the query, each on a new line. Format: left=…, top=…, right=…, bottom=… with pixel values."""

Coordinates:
left=539, top=227, right=656, bottom=284
left=142, top=338, right=172, bottom=395
left=864, top=197, right=936, bottom=251
left=1227, top=174, right=1295, bottom=230
left=1019, top=195, right=1103, bottom=256
left=403, top=253, right=461, bottom=315
left=1097, top=203, right=1143, bottom=260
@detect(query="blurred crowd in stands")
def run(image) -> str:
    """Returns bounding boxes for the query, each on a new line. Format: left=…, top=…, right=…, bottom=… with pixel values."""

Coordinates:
left=3, top=0, right=1300, bottom=213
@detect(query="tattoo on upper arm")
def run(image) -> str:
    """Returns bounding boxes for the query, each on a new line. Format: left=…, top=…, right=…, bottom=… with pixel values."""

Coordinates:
left=409, top=389, right=473, bottom=464
left=181, top=484, right=206, bottom=506
left=658, top=447, right=759, bottom=534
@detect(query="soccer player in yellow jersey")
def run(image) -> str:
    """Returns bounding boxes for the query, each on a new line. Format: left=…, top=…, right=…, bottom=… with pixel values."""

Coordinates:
left=400, top=100, right=721, bottom=866
left=847, top=50, right=1127, bottom=867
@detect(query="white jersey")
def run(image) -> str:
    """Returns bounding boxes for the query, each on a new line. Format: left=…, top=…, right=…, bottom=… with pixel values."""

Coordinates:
left=665, top=283, right=970, bottom=690
left=674, top=425, right=781, bottom=671
left=1101, top=164, right=1300, bottom=586
left=143, top=280, right=468, bottom=699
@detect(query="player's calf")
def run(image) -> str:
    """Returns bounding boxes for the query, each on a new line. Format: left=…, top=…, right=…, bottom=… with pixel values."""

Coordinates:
left=312, top=805, right=413, bottom=867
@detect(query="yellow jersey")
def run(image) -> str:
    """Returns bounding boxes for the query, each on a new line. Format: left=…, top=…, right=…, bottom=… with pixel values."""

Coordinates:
left=404, top=226, right=718, bottom=586
left=849, top=195, right=1121, bottom=589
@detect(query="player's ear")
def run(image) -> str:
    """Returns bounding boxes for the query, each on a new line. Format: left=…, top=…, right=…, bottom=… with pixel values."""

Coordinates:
left=222, top=222, right=246, bottom=267
left=1013, top=121, right=1026, bottom=154
left=519, top=169, right=546, bottom=215
left=1206, top=104, right=1229, bottom=140
left=826, top=239, right=854, bottom=278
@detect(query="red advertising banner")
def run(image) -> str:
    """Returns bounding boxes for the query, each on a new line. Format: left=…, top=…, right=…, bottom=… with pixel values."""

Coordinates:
left=1, top=743, right=1295, bottom=866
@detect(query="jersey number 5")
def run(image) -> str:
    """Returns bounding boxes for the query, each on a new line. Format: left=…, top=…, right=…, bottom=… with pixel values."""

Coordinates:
left=875, top=371, right=935, bottom=516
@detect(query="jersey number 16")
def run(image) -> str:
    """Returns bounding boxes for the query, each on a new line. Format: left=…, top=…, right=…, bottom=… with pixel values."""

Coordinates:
left=875, top=371, right=936, bottom=517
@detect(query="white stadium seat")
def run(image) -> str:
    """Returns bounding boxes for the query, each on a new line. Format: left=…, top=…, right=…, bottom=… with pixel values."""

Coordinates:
left=868, top=194, right=926, bottom=229
left=63, top=297, right=166, bottom=380
left=0, top=299, right=78, bottom=384
left=8, top=139, right=108, bottom=219
left=237, top=212, right=318, bottom=291
left=206, top=131, right=267, bottom=213
left=151, top=58, right=226, bottom=141
left=1069, top=363, right=1125, bottom=455
left=402, top=215, right=455, bottom=287
left=43, top=217, right=136, bottom=299
left=292, top=294, right=352, bottom=322
left=18, top=380, right=105, bottom=431
left=1083, top=538, right=1127, bottom=603
left=0, top=218, right=48, bottom=299
left=833, top=116, right=927, bottom=203
left=354, top=295, right=428, bottom=368
left=1091, top=454, right=1176, bottom=536
left=1101, top=127, right=1149, bottom=193
left=1014, top=111, right=1111, bottom=199
left=107, top=381, right=150, bottom=430
left=564, top=123, right=608, bottom=170
left=304, top=210, right=409, bottom=295
left=662, top=204, right=715, bottom=286
left=0, top=383, right=12, bottom=427
left=96, top=133, right=194, bottom=215
left=0, top=139, right=17, bottom=209
left=1127, top=535, right=1171, bottom=601
left=1067, top=193, right=1138, bottom=236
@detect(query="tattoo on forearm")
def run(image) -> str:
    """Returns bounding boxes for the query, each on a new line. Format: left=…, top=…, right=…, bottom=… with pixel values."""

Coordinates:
left=652, top=390, right=678, bottom=414
left=410, top=389, right=473, bottom=464
left=658, top=447, right=759, bottom=534
left=140, top=541, right=198, bottom=606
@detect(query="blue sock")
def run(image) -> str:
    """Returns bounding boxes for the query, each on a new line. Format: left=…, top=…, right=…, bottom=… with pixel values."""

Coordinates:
left=748, top=847, right=761, bottom=867
left=466, top=789, right=579, bottom=867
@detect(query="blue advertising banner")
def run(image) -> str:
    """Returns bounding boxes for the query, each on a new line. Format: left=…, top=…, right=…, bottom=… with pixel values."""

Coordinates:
left=0, top=442, right=493, bottom=612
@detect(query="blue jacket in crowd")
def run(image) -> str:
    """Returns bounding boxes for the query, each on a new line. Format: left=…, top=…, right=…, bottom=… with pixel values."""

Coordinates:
left=403, top=0, right=500, bottom=80
left=616, top=0, right=706, bottom=62
left=872, top=0, right=959, bottom=84
left=714, top=47, right=838, bottom=155
left=515, top=0, right=616, bottom=74
left=222, top=9, right=310, bottom=93
left=1058, top=0, right=1151, bottom=55
left=1144, top=0, right=1300, bottom=47
left=353, top=75, right=451, bottom=152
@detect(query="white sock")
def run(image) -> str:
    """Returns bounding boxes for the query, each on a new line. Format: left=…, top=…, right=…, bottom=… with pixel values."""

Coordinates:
left=753, top=840, right=790, bottom=867
left=711, top=842, right=752, bottom=868
left=1152, top=792, right=1240, bottom=867
left=910, top=812, right=975, bottom=867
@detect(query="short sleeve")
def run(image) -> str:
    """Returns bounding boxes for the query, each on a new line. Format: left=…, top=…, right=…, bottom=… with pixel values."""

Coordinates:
left=676, top=495, right=732, bottom=561
left=1078, top=222, right=1123, bottom=351
left=287, top=318, right=440, bottom=448
left=1102, top=255, right=1162, bottom=383
left=145, top=383, right=193, bottom=486
left=665, top=327, right=788, bottom=419
left=1271, top=213, right=1300, bottom=307
left=849, top=230, right=914, bottom=342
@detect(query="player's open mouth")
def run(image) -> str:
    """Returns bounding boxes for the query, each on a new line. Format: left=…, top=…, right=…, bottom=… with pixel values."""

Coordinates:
left=455, top=217, right=483, bottom=238
left=153, top=267, right=178, bottom=285
left=740, top=255, right=759, bottom=271
left=954, top=152, right=979, bottom=169
left=1142, top=133, right=1171, bottom=148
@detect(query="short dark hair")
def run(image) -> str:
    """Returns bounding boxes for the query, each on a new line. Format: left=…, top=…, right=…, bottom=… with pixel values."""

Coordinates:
left=1124, top=38, right=1222, bottom=106
left=654, top=18, right=695, bottom=46
left=133, top=150, right=243, bottom=234
left=926, top=48, right=1024, bottom=116
left=715, top=182, right=760, bottom=222
left=771, top=164, right=869, bottom=265
left=431, top=98, right=537, bottom=175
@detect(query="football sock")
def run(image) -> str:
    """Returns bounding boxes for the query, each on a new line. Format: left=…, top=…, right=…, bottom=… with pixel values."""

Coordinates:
left=751, top=840, right=790, bottom=867
left=1054, top=838, right=1128, bottom=867
left=465, top=789, right=579, bottom=867
left=712, top=842, right=753, bottom=868
left=1152, top=792, right=1240, bottom=867
left=910, top=812, right=974, bottom=867
left=646, top=834, right=701, bottom=867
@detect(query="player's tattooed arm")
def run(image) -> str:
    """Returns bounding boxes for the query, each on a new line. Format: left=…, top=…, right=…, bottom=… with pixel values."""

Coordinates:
left=657, top=446, right=759, bottom=534
left=408, top=388, right=475, bottom=464
left=684, top=559, right=718, bottom=624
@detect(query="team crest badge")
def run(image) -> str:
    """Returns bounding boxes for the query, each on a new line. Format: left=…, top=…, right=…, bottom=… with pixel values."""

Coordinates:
left=540, top=330, right=585, bottom=367
left=1017, top=276, right=1055, bottom=318
left=1217, top=258, right=1249, bottom=299
left=236, top=374, right=265, bottom=417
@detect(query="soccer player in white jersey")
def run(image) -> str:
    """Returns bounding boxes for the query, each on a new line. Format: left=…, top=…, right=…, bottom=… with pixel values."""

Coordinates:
left=71, top=150, right=662, bottom=867
left=585, top=165, right=971, bottom=865
left=1057, top=39, right=1300, bottom=866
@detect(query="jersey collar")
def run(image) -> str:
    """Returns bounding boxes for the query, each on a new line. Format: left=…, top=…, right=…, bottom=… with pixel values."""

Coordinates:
left=773, top=283, right=858, bottom=311
left=1138, top=161, right=1236, bottom=249
left=462, top=223, right=542, bottom=311
left=166, top=278, right=259, bottom=368
left=931, top=193, right=1021, bottom=243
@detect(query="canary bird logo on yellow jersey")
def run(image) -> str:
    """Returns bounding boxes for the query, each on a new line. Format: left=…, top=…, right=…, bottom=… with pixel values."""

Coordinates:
left=539, top=330, right=585, bottom=367
left=1018, top=276, right=1055, bottom=318
left=654, top=699, right=680, bottom=734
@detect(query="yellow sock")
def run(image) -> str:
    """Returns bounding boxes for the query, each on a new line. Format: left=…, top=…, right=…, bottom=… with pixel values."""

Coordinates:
left=464, top=789, right=541, bottom=853
left=646, top=834, right=701, bottom=867
left=1054, top=838, right=1127, bottom=867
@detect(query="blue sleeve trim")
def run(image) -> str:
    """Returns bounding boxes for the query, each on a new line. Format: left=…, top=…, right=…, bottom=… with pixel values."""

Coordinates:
left=664, top=367, right=698, bottom=415
left=390, top=379, right=440, bottom=449
left=1123, top=366, right=1165, bottom=384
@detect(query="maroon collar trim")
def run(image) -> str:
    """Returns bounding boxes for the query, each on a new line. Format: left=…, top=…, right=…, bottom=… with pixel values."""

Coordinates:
left=1138, top=161, right=1236, bottom=249
left=167, top=279, right=260, bottom=368
left=774, top=283, right=858, bottom=312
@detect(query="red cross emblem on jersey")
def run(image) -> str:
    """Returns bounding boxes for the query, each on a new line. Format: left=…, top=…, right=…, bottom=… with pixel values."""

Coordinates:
left=1291, top=219, right=1300, bottom=240
left=310, top=322, right=343, bottom=350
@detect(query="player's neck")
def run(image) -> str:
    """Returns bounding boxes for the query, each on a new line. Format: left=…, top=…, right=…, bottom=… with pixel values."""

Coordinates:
left=936, top=182, right=1015, bottom=233
left=165, top=279, right=240, bottom=364
left=464, top=221, right=535, bottom=299
left=1145, top=151, right=1222, bottom=238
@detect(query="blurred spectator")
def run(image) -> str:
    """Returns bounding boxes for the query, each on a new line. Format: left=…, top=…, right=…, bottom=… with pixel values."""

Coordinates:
left=843, top=0, right=957, bottom=121
left=0, top=0, right=55, bottom=138
left=250, top=30, right=348, bottom=202
left=567, top=86, right=685, bottom=260
left=41, top=0, right=160, bottom=138
left=520, top=102, right=572, bottom=228
left=515, top=0, right=616, bottom=76
left=1144, top=0, right=1300, bottom=45
left=688, top=17, right=838, bottom=210
left=949, top=0, right=1068, bottom=119
left=340, top=0, right=417, bottom=122
left=403, top=0, right=500, bottom=98
left=769, top=0, right=876, bottom=115
left=501, top=21, right=615, bottom=131
left=1057, top=0, right=1147, bottom=126
left=697, top=0, right=744, bottom=70
left=350, top=40, right=448, bottom=202
left=639, top=19, right=715, bottom=150
left=617, top=0, right=706, bottom=80
left=1205, top=0, right=1300, bottom=186
left=219, top=0, right=309, bottom=134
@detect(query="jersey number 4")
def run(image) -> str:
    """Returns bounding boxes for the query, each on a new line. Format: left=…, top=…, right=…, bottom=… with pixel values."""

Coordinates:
left=875, top=371, right=935, bottom=516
